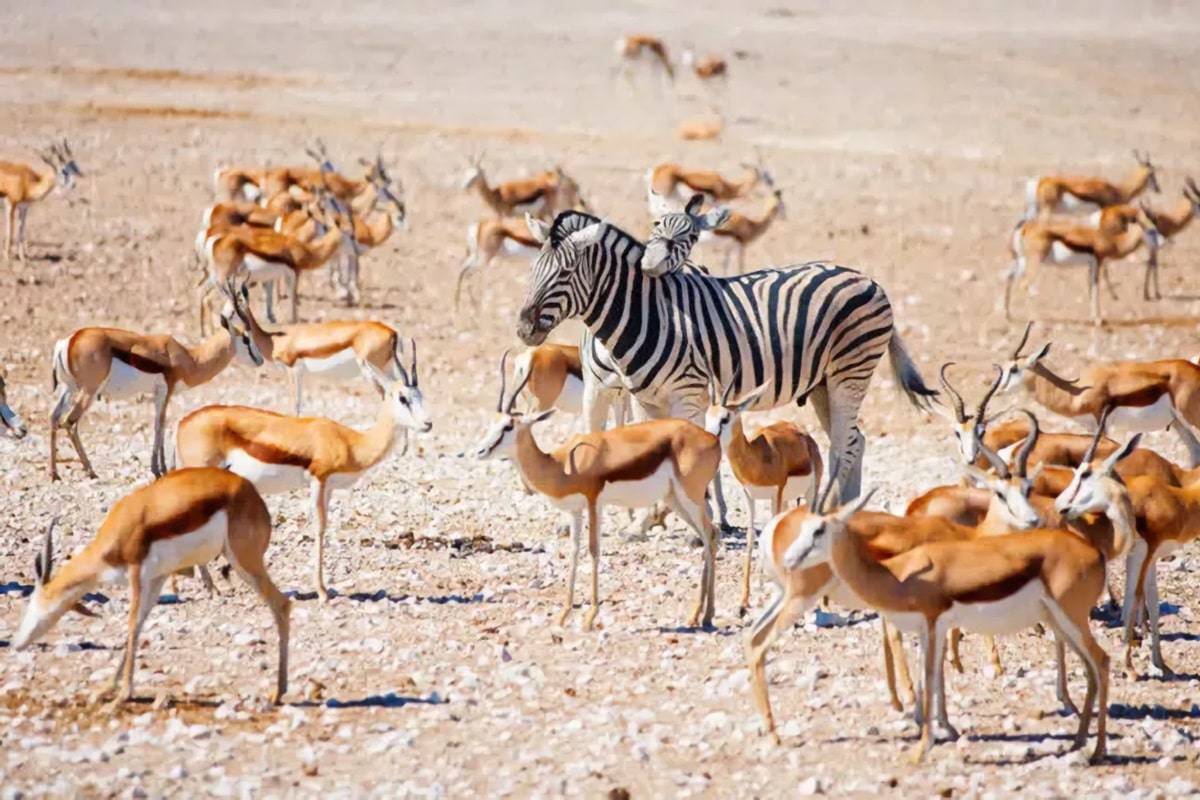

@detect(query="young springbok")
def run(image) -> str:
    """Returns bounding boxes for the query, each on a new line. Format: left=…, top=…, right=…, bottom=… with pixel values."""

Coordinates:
left=704, top=379, right=822, bottom=611
left=1005, top=209, right=1159, bottom=325
left=175, top=341, right=429, bottom=602
left=784, top=476, right=1112, bottom=764
left=1139, top=178, right=1200, bottom=300
left=12, top=469, right=290, bottom=707
left=645, top=157, right=771, bottom=212
left=455, top=216, right=542, bottom=307
left=0, top=140, right=83, bottom=262
left=49, top=282, right=272, bottom=480
left=0, top=367, right=28, bottom=438
left=1026, top=150, right=1159, bottom=220
left=701, top=187, right=785, bottom=273
left=1056, top=422, right=1198, bottom=677
left=997, top=323, right=1200, bottom=464
left=473, top=353, right=723, bottom=629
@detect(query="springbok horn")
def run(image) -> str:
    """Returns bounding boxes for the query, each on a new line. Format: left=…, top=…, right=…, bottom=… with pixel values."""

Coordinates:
left=817, top=460, right=839, bottom=514
left=938, top=362, right=966, bottom=423
left=497, top=350, right=510, bottom=413
left=1013, top=409, right=1040, bottom=478
left=409, top=337, right=418, bottom=388
left=1081, top=406, right=1112, bottom=465
left=392, top=337, right=410, bottom=386
left=37, top=517, right=58, bottom=585
left=1011, top=322, right=1033, bottom=359
left=976, top=365, right=1004, bottom=424
left=721, top=363, right=743, bottom=407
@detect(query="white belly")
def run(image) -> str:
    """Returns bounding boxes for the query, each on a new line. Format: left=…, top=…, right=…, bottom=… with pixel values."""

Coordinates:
left=597, top=462, right=674, bottom=508
left=556, top=374, right=584, bottom=415
left=745, top=475, right=814, bottom=506
left=297, top=349, right=363, bottom=381
left=242, top=253, right=292, bottom=283
left=327, top=469, right=363, bottom=491
left=225, top=448, right=310, bottom=495
left=140, top=511, right=228, bottom=581
left=1077, top=395, right=1175, bottom=434
left=103, top=359, right=165, bottom=400
left=1048, top=241, right=1096, bottom=267
left=942, top=580, right=1047, bottom=636
left=1058, top=193, right=1099, bottom=214
left=501, top=238, right=540, bottom=259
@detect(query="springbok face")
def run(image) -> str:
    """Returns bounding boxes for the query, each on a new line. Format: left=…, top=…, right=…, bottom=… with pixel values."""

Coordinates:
left=963, top=465, right=1043, bottom=530
left=220, top=282, right=270, bottom=367
left=934, top=363, right=1004, bottom=465
left=12, top=521, right=94, bottom=650
left=0, top=372, right=28, bottom=439
left=782, top=489, right=875, bottom=571
left=517, top=212, right=606, bottom=345
left=996, top=323, right=1051, bottom=394
left=460, top=153, right=486, bottom=191
left=642, top=194, right=729, bottom=276
left=1055, top=434, right=1140, bottom=518
left=1133, top=150, right=1160, bottom=194
left=473, top=350, right=552, bottom=457
left=703, top=382, right=764, bottom=449
left=378, top=339, right=431, bottom=433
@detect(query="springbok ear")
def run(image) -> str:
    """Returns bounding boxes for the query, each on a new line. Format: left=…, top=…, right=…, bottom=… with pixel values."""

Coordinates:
left=1026, top=342, right=1051, bottom=366
left=565, top=222, right=605, bottom=249
left=684, top=193, right=705, bottom=216
left=1102, top=435, right=1140, bottom=474
left=525, top=213, right=550, bottom=244
left=700, top=207, right=730, bottom=231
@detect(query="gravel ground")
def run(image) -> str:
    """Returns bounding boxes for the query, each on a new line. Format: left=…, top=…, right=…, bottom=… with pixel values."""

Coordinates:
left=1, top=1, right=1199, bottom=796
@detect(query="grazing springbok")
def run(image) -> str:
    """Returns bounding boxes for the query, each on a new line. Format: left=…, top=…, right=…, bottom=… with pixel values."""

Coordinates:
left=645, top=157, right=771, bottom=213
left=613, top=34, right=674, bottom=83
left=473, top=353, right=722, bottom=629
left=12, top=469, right=290, bottom=707
left=0, top=368, right=28, bottom=438
left=704, top=379, right=822, bottom=611
left=784, top=476, right=1112, bottom=764
left=1026, top=150, right=1159, bottom=220
left=1005, top=208, right=1159, bottom=325
left=175, top=340, right=429, bottom=602
left=461, top=155, right=584, bottom=220
left=701, top=186, right=785, bottom=273
left=267, top=319, right=406, bottom=415
left=1139, top=178, right=1200, bottom=300
left=0, top=139, right=83, bottom=262
left=49, top=282, right=271, bottom=480
left=455, top=216, right=542, bottom=307
left=997, top=323, right=1200, bottom=463
left=1056, top=421, right=1199, bottom=677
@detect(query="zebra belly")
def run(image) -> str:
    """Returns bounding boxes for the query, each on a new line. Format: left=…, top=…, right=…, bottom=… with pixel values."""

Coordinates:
left=225, top=448, right=310, bottom=495
left=297, top=349, right=362, bottom=381
left=103, top=360, right=165, bottom=400
left=1075, top=395, right=1174, bottom=433
left=140, top=511, right=227, bottom=580
left=941, top=580, right=1047, bottom=636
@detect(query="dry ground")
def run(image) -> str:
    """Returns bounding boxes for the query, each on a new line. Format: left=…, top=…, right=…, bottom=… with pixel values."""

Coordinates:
left=1, top=1, right=1199, bottom=796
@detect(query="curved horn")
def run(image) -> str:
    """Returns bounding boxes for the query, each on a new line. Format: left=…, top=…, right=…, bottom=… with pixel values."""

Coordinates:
left=978, top=438, right=1010, bottom=479
left=1013, top=409, right=1040, bottom=478
left=721, top=363, right=743, bottom=406
left=976, top=365, right=1004, bottom=424
left=35, top=516, right=58, bottom=585
left=496, top=350, right=510, bottom=413
left=408, top=337, right=418, bottom=388
left=938, top=362, right=966, bottom=422
left=1011, top=322, right=1032, bottom=359
left=816, top=462, right=839, bottom=514
left=507, top=366, right=533, bottom=414
left=392, top=336, right=410, bottom=385
left=1081, top=405, right=1112, bottom=465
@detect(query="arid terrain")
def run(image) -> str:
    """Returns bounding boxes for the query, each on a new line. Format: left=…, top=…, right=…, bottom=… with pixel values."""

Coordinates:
left=1, top=1, right=1199, bottom=796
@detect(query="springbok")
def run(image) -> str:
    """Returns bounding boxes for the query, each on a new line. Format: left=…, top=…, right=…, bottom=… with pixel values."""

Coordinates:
left=704, top=378, right=822, bottom=611
left=1138, top=178, right=1200, bottom=300
left=175, top=340, right=429, bottom=602
left=681, top=49, right=728, bottom=80
left=49, top=282, right=271, bottom=480
left=997, top=323, right=1200, bottom=464
left=701, top=186, right=785, bottom=273
left=613, top=34, right=674, bottom=83
left=784, top=476, right=1112, bottom=764
left=0, top=139, right=83, bottom=262
left=473, top=353, right=722, bottom=629
left=1026, top=150, right=1159, bottom=220
left=677, top=107, right=723, bottom=142
left=455, top=216, right=542, bottom=307
left=461, top=155, right=582, bottom=220
left=645, top=156, right=771, bottom=213
left=12, top=469, right=290, bottom=707
left=0, top=367, right=28, bottom=438
left=511, top=344, right=584, bottom=416
left=1005, top=209, right=1160, bottom=325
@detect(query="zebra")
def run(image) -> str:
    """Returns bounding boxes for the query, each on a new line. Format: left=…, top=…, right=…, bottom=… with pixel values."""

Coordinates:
left=518, top=205, right=937, bottom=503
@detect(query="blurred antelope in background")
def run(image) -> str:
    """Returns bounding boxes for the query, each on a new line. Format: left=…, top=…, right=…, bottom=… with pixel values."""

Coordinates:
left=613, top=34, right=674, bottom=84
left=1138, top=177, right=1200, bottom=300
left=645, top=155, right=771, bottom=212
left=0, top=139, right=83, bottom=262
left=455, top=216, right=542, bottom=306
left=1026, top=150, right=1159, bottom=220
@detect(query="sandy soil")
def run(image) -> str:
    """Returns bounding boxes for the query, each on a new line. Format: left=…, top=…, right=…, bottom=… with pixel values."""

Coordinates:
left=1, top=1, right=1199, bottom=796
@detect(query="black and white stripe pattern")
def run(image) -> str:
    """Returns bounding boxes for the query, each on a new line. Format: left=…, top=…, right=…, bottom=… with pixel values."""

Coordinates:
left=518, top=211, right=936, bottom=499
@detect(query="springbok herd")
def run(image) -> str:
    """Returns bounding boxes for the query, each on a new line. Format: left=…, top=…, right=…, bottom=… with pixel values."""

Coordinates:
left=3, top=44, right=1200, bottom=772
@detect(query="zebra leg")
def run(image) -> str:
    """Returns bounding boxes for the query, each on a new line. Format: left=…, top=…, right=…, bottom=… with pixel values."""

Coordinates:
left=828, top=380, right=869, bottom=502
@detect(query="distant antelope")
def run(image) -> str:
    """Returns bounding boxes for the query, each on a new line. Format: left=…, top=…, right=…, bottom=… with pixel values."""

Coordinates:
left=1138, top=178, right=1200, bottom=300
left=0, top=367, right=28, bottom=438
left=702, top=187, right=785, bottom=273
left=176, top=341, right=429, bottom=602
left=455, top=216, right=541, bottom=307
left=473, top=353, right=723, bottom=629
left=1026, top=150, right=1159, bottom=220
left=613, top=34, right=674, bottom=83
left=645, top=156, right=771, bottom=212
left=681, top=49, right=727, bottom=80
left=677, top=107, right=723, bottom=142
left=460, top=154, right=582, bottom=220
left=1005, top=207, right=1159, bottom=325
left=0, top=139, right=83, bottom=262
left=12, top=470, right=290, bottom=707
left=49, top=282, right=271, bottom=480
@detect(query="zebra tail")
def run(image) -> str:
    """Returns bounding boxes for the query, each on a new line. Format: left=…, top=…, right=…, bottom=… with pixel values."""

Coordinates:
left=887, top=331, right=938, bottom=410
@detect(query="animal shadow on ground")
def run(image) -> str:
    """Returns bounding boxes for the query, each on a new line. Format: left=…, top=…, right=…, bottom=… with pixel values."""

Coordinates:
left=285, top=588, right=487, bottom=605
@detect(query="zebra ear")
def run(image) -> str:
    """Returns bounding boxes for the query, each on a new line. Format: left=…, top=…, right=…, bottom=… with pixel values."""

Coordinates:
left=699, top=207, right=730, bottom=231
left=684, top=193, right=705, bottom=216
left=565, top=222, right=605, bottom=250
left=525, top=214, right=550, bottom=244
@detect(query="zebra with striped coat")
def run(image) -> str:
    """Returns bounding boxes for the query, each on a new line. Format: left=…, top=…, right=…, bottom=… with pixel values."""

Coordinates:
left=519, top=202, right=936, bottom=502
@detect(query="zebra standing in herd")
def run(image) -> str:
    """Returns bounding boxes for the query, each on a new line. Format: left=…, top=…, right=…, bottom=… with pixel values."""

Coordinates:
left=518, top=198, right=937, bottom=503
